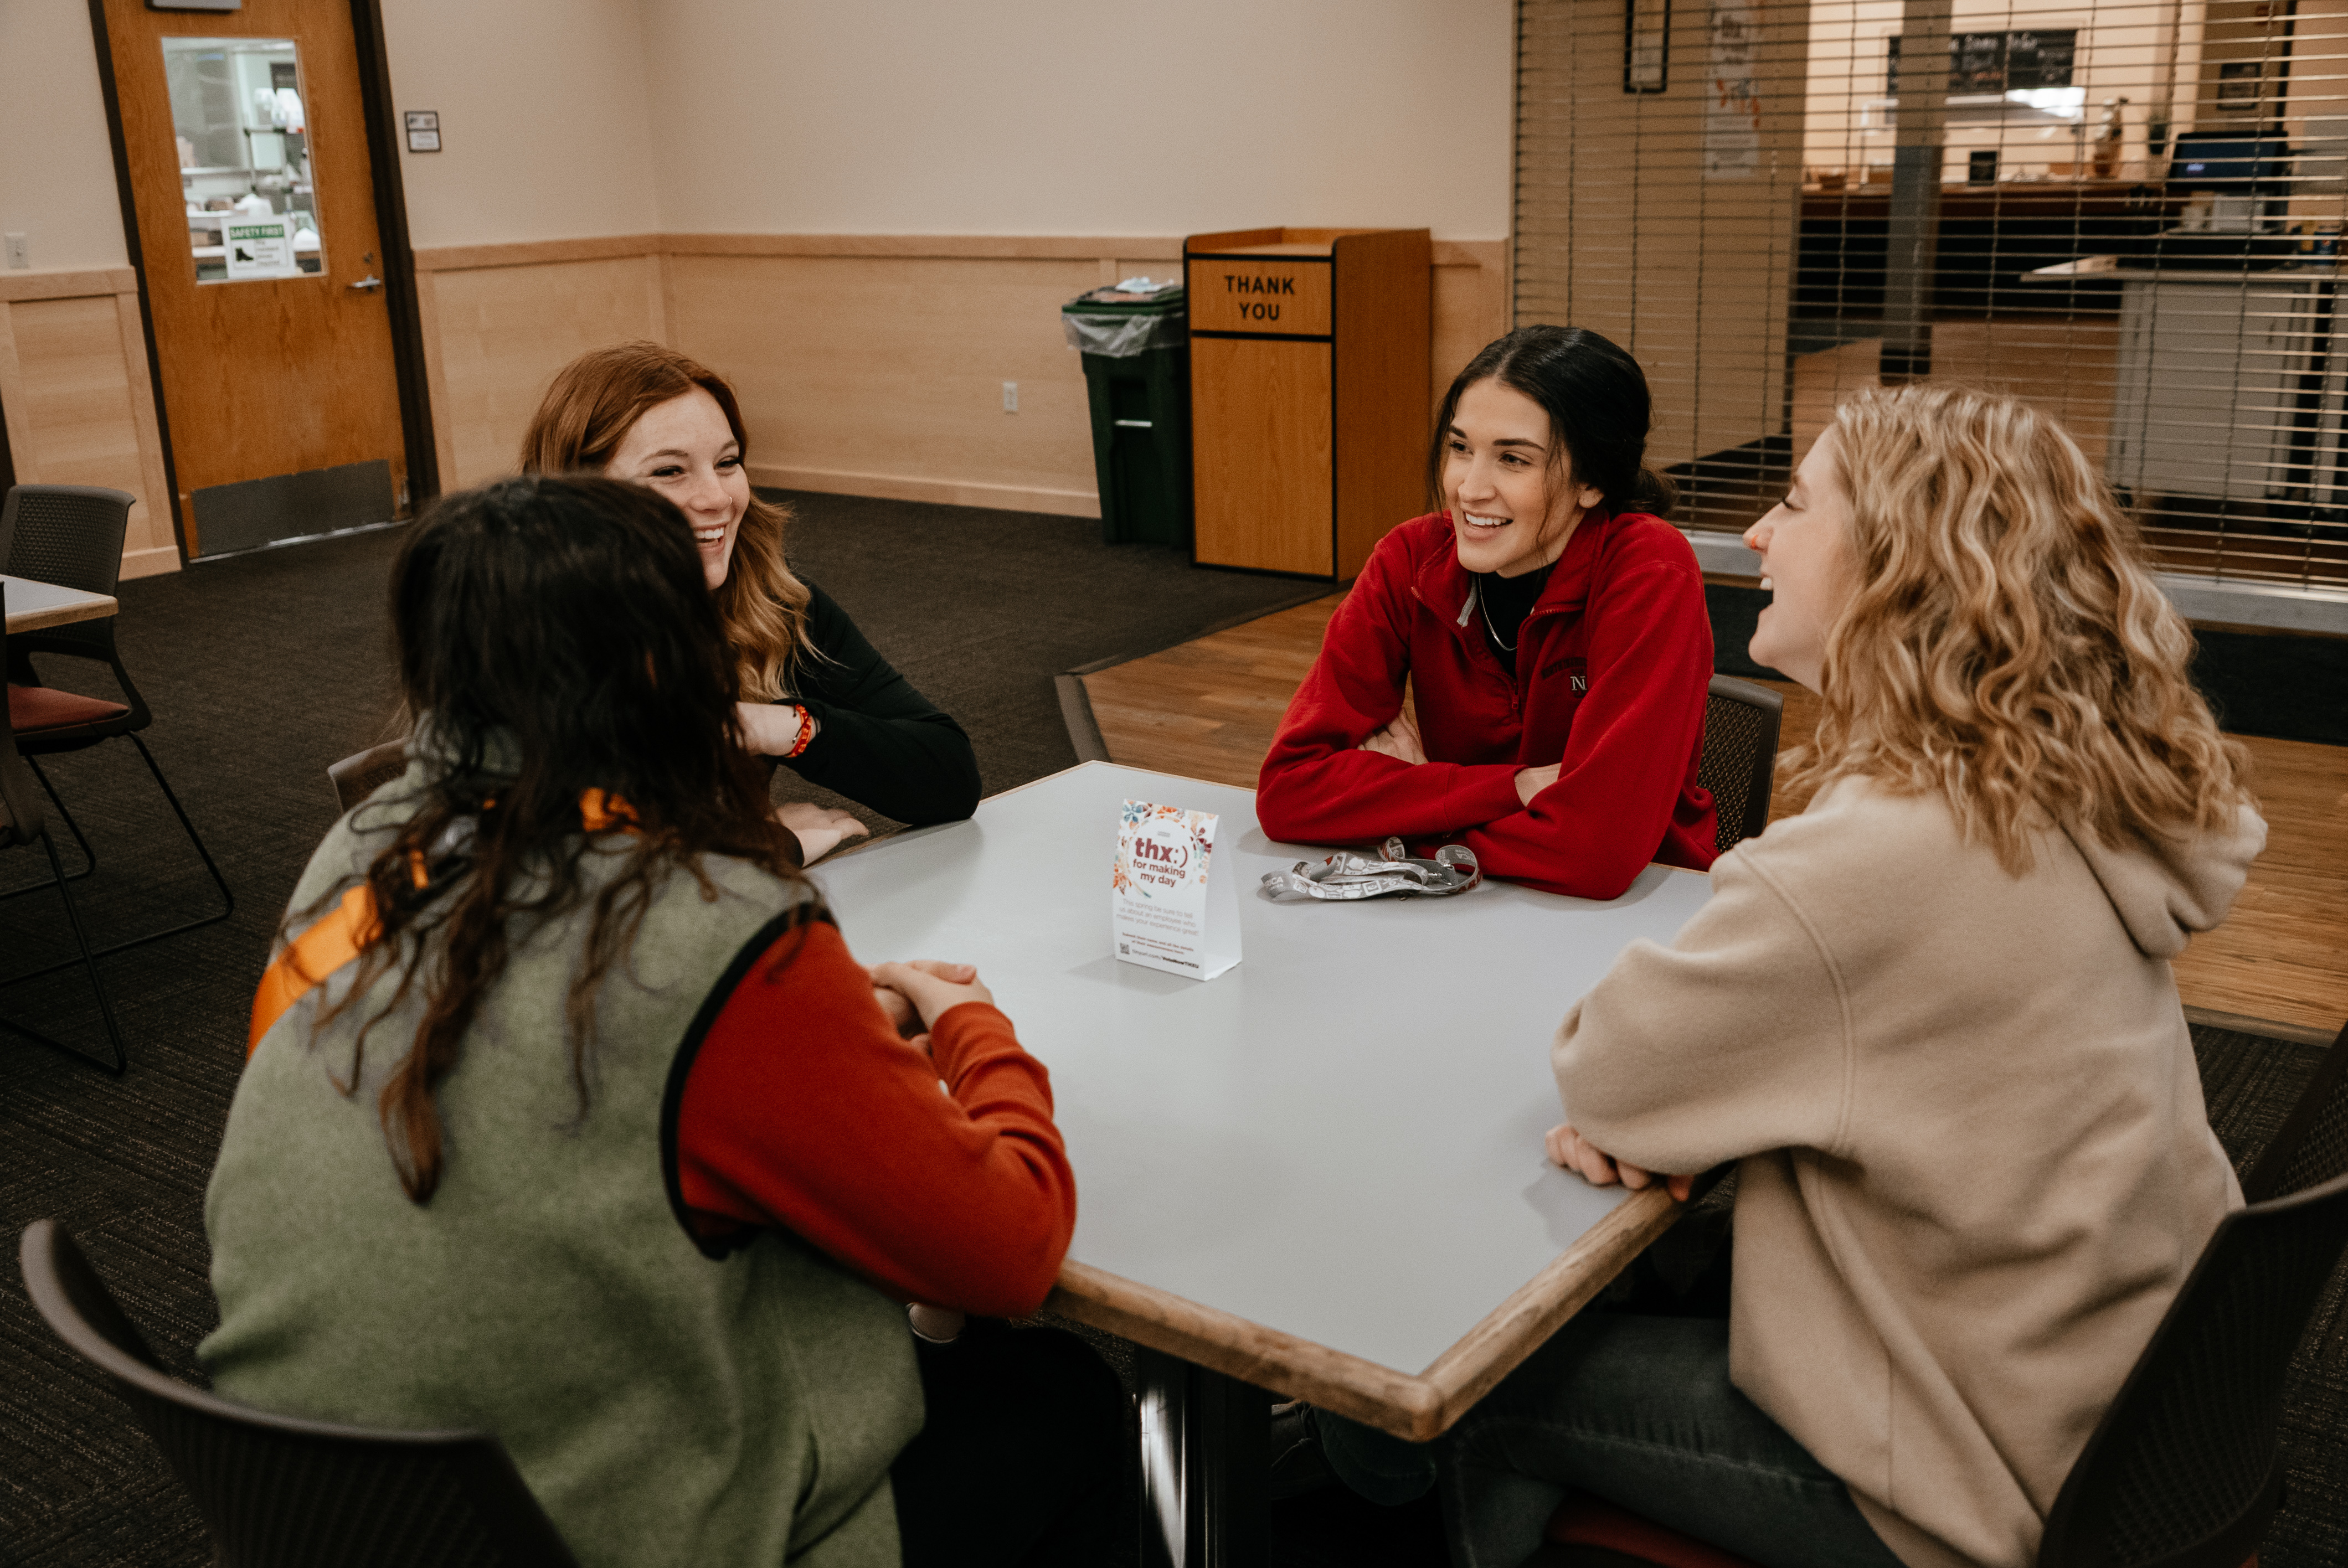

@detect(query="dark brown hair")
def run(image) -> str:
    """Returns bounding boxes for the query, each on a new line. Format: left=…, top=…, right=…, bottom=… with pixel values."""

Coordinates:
left=312, top=474, right=808, bottom=1203
left=1426, top=324, right=1675, bottom=523
left=521, top=341, right=814, bottom=700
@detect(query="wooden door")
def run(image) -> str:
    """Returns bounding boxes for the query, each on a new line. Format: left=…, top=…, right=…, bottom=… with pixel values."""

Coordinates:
left=101, top=0, right=406, bottom=558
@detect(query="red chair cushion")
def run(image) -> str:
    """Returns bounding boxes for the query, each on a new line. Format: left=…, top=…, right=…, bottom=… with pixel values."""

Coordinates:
left=1544, top=1494, right=1762, bottom=1568
left=7, top=683, right=130, bottom=735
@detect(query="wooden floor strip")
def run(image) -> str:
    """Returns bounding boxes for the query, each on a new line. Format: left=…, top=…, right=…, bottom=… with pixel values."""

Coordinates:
left=1081, top=592, right=2348, bottom=1035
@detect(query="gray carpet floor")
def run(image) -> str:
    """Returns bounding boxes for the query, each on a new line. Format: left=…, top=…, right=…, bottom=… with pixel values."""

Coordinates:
left=0, top=493, right=2341, bottom=1567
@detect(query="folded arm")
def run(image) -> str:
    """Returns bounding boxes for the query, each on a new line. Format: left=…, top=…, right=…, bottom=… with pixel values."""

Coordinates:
left=1434, top=557, right=1713, bottom=899
left=1257, top=551, right=1523, bottom=845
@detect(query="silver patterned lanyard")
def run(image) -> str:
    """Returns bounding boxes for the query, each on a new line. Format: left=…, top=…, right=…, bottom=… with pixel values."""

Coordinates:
left=1260, top=839, right=1483, bottom=901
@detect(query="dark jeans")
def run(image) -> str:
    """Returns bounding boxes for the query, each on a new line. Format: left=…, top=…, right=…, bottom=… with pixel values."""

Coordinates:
left=1441, top=1313, right=1907, bottom=1568
left=891, top=1319, right=1127, bottom=1568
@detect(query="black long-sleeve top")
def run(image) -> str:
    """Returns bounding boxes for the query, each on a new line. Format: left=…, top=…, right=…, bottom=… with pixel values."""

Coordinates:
left=774, top=581, right=981, bottom=825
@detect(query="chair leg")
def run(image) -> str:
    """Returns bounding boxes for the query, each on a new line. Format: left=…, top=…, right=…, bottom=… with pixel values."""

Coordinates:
left=0, top=756, right=97, bottom=894
left=0, top=735, right=234, bottom=984
left=0, top=826, right=128, bottom=1075
left=127, top=734, right=235, bottom=927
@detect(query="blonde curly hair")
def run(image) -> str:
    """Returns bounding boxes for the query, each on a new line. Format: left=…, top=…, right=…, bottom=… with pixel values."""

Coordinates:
left=1785, top=383, right=2251, bottom=872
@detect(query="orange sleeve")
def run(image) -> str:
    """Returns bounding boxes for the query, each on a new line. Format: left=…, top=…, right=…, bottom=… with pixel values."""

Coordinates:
left=672, top=920, right=1077, bottom=1316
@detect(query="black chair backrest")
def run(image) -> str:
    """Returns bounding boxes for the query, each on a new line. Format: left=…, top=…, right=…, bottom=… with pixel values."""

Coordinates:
left=18, top=1220, right=580, bottom=1568
left=3, top=484, right=135, bottom=667
left=2242, top=1017, right=2348, bottom=1206
left=1696, top=674, right=1783, bottom=854
left=329, top=738, right=413, bottom=816
left=2036, top=1162, right=2348, bottom=1568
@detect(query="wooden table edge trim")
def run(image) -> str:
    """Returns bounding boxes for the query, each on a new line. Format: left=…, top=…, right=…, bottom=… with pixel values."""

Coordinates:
left=1046, top=1258, right=1444, bottom=1441
left=2, top=592, right=119, bottom=635
left=1046, top=1185, right=1683, bottom=1444
left=1419, top=1184, right=1683, bottom=1431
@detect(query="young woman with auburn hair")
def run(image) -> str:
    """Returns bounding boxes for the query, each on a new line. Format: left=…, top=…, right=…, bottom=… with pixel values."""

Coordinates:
left=1254, top=325, right=1718, bottom=900
left=521, top=341, right=981, bottom=862
left=202, top=476, right=1120, bottom=1568
left=1438, top=385, right=2264, bottom=1568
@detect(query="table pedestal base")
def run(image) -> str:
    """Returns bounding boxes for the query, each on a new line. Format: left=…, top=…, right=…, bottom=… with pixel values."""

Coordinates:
left=1136, top=1347, right=1270, bottom=1568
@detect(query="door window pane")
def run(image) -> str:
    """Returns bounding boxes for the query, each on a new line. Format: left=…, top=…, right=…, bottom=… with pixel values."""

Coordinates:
left=163, top=38, right=323, bottom=284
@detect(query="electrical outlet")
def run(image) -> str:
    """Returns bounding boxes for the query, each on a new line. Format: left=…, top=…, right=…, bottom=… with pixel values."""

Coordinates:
left=1002, top=381, right=1018, bottom=413
left=3, top=233, right=28, bottom=271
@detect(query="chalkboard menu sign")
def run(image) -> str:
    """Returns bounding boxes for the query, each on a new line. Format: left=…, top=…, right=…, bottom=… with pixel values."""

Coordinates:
left=1887, top=28, right=2077, bottom=95
left=2006, top=30, right=2077, bottom=90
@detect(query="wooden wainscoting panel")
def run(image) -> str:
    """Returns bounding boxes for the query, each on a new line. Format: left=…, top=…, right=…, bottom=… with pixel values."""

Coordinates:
left=0, top=268, right=139, bottom=303
left=110, top=288, right=177, bottom=574
left=666, top=252, right=1103, bottom=513
left=425, top=255, right=667, bottom=487
left=663, top=233, right=1185, bottom=262
left=410, top=234, right=662, bottom=274
left=413, top=271, right=459, bottom=494
left=2, top=292, right=169, bottom=566
left=1192, top=337, right=1335, bottom=575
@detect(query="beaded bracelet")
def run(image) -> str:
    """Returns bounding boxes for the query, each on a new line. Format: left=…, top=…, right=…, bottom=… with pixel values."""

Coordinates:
left=783, top=705, right=817, bottom=760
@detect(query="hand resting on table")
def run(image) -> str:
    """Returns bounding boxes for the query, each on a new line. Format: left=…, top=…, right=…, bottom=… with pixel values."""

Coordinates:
left=775, top=801, right=868, bottom=863
left=1546, top=1122, right=1693, bottom=1203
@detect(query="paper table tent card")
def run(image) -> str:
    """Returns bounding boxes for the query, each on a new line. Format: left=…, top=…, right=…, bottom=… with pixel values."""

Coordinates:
left=1111, top=800, right=1241, bottom=981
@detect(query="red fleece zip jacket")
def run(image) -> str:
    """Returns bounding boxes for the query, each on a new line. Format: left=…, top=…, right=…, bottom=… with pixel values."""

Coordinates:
left=1256, top=510, right=1718, bottom=899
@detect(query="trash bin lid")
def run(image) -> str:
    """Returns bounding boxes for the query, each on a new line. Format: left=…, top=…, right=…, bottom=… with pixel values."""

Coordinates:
left=1060, top=280, right=1186, bottom=316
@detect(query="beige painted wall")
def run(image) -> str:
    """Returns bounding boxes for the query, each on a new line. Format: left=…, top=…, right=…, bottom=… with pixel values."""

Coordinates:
left=635, top=0, right=1513, bottom=242
left=379, top=0, right=660, bottom=249
left=0, top=271, right=178, bottom=577
left=0, top=0, right=130, bottom=272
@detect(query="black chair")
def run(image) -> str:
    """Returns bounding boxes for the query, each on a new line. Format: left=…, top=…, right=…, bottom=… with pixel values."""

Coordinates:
left=18, top=1219, right=581, bottom=1568
left=1532, top=1038, right=2348, bottom=1568
left=2036, top=1152, right=2348, bottom=1565
left=0, top=582, right=127, bottom=1074
left=3, top=484, right=233, bottom=973
left=1695, top=674, right=1782, bottom=853
left=328, top=737, right=410, bottom=816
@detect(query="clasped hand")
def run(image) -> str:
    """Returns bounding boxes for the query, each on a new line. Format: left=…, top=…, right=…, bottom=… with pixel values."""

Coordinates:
left=1545, top=1123, right=1693, bottom=1203
left=867, top=959, right=995, bottom=1057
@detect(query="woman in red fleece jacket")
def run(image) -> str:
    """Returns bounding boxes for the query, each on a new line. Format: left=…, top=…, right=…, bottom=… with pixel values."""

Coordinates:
left=1257, top=325, right=1718, bottom=899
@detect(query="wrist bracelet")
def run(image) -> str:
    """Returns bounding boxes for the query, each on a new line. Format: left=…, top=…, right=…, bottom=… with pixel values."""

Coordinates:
left=783, top=705, right=816, bottom=760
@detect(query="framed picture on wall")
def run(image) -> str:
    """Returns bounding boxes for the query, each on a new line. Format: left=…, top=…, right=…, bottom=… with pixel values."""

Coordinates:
left=1626, top=0, right=1670, bottom=92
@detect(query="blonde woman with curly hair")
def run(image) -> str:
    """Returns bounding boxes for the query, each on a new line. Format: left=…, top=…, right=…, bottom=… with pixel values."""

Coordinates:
left=522, top=343, right=981, bottom=861
left=1437, top=385, right=2265, bottom=1568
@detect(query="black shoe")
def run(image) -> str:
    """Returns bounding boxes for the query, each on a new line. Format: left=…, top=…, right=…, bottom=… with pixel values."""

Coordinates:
left=1268, top=1400, right=1338, bottom=1499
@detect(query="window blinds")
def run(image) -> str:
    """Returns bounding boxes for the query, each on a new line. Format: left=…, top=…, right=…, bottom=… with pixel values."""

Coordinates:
left=1515, top=0, right=2348, bottom=591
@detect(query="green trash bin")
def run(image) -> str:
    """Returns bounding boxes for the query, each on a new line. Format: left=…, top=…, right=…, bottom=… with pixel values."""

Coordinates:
left=1061, top=281, right=1191, bottom=548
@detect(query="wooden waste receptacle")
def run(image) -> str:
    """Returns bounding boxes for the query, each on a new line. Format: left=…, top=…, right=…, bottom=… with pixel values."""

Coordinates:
left=1185, top=227, right=1432, bottom=579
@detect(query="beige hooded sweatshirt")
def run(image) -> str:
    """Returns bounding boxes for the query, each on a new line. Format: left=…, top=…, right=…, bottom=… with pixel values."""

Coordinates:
left=1553, top=775, right=2266, bottom=1568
